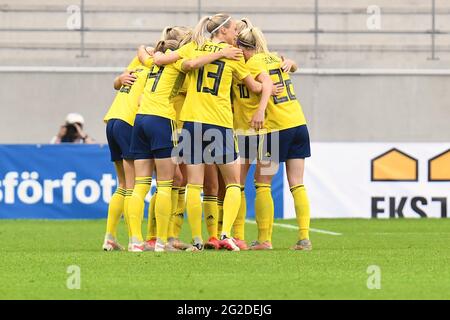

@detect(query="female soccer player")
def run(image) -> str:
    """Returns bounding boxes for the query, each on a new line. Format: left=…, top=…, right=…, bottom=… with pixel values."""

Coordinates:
left=102, top=51, right=150, bottom=251
left=141, top=27, right=193, bottom=251
left=211, top=18, right=253, bottom=250
left=126, top=34, right=244, bottom=252
left=234, top=27, right=312, bottom=250
left=152, top=13, right=274, bottom=251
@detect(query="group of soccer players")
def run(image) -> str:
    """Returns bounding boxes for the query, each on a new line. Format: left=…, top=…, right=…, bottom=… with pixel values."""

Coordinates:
left=102, top=13, right=312, bottom=253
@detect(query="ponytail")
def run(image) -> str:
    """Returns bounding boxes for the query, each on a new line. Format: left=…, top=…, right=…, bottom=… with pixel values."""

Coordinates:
left=154, top=39, right=180, bottom=53
left=236, top=17, right=254, bottom=34
left=191, top=16, right=211, bottom=48
left=179, top=29, right=193, bottom=47
left=251, top=27, right=269, bottom=54
left=192, top=13, right=232, bottom=47
left=237, top=27, right=269, bottom=54
left=160, top=26, right=173, bottom=41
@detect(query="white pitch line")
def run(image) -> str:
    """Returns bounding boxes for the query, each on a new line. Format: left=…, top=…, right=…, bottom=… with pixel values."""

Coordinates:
left=245, top=219, right=342, bottom=236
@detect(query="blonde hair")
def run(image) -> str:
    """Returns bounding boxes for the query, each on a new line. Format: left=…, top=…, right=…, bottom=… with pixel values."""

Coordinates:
left=160, top=26, right=192, bottom=42
left=154, top=39, right=180, bottom=53
left=236, top=17, right=254, bottom=34
left=237, top=27, right=269, bottom=54
left=192, top=13, right=232, bottom=47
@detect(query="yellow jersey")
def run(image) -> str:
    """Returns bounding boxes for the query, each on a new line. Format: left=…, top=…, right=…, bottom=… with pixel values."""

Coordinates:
left=233, top=52, right=306, bottom=132
left=138, top=53, right=185, bottom=120
left=176, top=41, right=250, bottom=128
left=104, top=56, right=148, bottom=126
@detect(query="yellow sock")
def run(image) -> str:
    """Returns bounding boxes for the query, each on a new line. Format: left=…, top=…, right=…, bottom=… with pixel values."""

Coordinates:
left=105, top=187, right=125, bottom=238
left=124, top=189, right=133, bottom=239
left=255, top=183, right=273, bottom=243
left=268, top=213, right=274, bottom=242
left=128, top=177, right=151, bottom=242
left=186, top=184, right=203, bottom=241
left=155, top=180, right=173, bottom=243
left=173, top=187, right=186, bottom=238
left=203, top=195, right=218, bottom=239
left=167, top=187, right=179, bottom=239
left=145, top=190, right=157, bottom=241
left=217, top=199, right=224, bottom=238
left=221, top=184, right=242, bottom=238
left=232, top=186, right=246, bottom=240
left=290, top=184, right=310, bottom=240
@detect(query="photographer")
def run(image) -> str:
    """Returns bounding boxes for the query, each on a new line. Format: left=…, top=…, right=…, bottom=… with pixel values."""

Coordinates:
left=51, top=113, right=95, bottom=144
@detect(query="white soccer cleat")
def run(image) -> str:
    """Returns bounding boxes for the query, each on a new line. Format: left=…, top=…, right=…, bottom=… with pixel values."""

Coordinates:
left=102, top=235, right=124, bottom=251
left=154, top=239, right=166, bottom=252
left=219, top=237, right=240, bottom=251
left=127, top=237, right=147, bottom=252
left=128, top=243, right=145, bottom=252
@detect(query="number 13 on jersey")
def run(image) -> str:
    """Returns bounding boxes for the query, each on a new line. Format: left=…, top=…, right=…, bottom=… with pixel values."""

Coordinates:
left=196, top=61, right=225, bottom=96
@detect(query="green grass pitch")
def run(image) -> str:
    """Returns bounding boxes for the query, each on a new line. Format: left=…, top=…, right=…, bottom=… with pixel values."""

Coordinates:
left=1, top=218, right=449, bottom=300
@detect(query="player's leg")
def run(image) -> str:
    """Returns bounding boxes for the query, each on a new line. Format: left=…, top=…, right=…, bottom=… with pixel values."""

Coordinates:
left=153, top=154, right=176, bottom=252
left=128, top=159, right=154, bottom=251
left=216, top=172, right=225, bottom=239
left=122, top=158, right=135, bottom=248
left=145, top=168, right=157, bottom=247
left=103, top=119, right=131, bottom=251
left=103, top=160, right=126, bottom=251
left=285, top=125, right=312, bottom=250
left=203, top=164, right=220, bottom=250
left=185, top=163, right=205, bottom=250
left=217, top=159, right=242, bottom=251
left=286, top=158, right=311, bottom=250
left=251, top=161, right=276, bottom=250
left=127, top=115, right=155, bottom=252
left=179, top=121, right=207, bottom=251
left=231, top=133, right=258, bottom=250
left=232, top=159, right=250, bottom=250
left=167, top=164, right=190, bottom=250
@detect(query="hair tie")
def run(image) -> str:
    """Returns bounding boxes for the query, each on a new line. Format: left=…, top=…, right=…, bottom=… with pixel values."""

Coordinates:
left=210, top=16, right=231, bottom=35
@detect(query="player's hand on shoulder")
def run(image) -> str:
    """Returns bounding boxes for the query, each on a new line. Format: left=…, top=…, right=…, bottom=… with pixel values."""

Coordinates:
left=222, top=45, right=243, bottom=60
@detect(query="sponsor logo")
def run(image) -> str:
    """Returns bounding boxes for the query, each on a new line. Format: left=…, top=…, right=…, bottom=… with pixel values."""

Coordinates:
left=0, top=171, right=116, bottom=205
left=428, top=149, right=450, bottom=181
left=371, top=148, right=418, bottom=181
left=370, top=148, right=449, bottom=218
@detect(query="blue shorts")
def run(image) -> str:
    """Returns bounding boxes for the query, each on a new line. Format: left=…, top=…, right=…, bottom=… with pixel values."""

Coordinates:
left=260, top=125, right=311, bottom=162
left=237, top=134, right=261, bottom=162
left=130, top=114, right=177, bottom=159
left=177, top=121, right=238, bottom=165
left=106, top=119, right=134, bottom=162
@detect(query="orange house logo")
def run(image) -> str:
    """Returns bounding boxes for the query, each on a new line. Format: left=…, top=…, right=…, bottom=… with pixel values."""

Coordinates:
left=371, top=148, right=418, bottom=182
left=370, top=147, right=449, bottom=218
left=371, top=148, right=450, bottom=182
left=428, top=149, right=450, bottom=182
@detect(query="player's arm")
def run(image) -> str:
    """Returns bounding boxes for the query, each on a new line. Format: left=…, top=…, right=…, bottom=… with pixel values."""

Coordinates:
left=242, top=74, right=283, bottom=95
left=137, top=45, right=155, bottom=66
left=153, top=51, right=181, bottom=66
left=250, top=72, right=272, bottom=130
left=181, top=46, right=242, bottom=72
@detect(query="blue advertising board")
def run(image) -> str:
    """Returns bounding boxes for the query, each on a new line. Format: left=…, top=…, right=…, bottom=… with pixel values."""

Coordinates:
left=0, top=145, right=284, bottom=219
